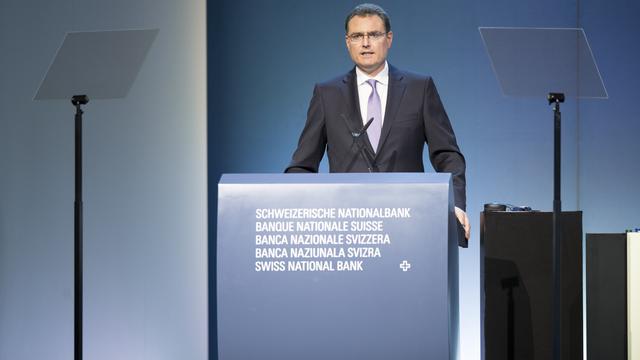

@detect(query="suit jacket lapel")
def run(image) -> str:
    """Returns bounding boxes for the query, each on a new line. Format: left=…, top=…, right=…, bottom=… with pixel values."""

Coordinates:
left=376, top=65, right=406, bottom=155
left=340, top=68, right=375, bottom=152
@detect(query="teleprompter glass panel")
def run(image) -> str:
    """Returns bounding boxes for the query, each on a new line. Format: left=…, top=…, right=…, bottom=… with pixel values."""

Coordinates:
left=479, top=27, right=607, bottom=98
left=34, top=29, right=159, bottom=100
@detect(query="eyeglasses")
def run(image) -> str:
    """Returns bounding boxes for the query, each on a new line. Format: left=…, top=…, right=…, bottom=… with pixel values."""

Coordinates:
left=347, top=31, right=387, bottom=43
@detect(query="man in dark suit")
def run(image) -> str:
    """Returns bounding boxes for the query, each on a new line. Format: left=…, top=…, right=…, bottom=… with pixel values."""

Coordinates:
left=286, top=3, right=470, bottom=239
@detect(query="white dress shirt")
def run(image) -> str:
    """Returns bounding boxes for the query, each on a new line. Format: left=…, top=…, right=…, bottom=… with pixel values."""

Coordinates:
left=355, top=61, right=389, bottom=127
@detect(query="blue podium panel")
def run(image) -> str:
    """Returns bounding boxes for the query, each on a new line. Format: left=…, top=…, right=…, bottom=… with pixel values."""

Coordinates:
left=217, top=173, right=459, bottom=360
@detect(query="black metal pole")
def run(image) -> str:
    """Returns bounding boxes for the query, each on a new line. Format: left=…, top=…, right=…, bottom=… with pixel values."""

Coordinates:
left=72, top=95, right=88, bottom=360
left=501, top=277, right=519, bottom=360
left=548, top=92, right=564, bottom=360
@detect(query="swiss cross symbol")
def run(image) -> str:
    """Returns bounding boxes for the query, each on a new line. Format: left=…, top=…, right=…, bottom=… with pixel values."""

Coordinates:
left=399, top=260, right=411, bottom=272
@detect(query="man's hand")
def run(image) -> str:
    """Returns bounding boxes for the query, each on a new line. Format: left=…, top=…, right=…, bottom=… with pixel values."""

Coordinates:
left=455, top=206, right=470, bottom=240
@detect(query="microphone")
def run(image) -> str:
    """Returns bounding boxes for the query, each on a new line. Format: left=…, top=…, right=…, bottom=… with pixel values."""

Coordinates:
left=340, top=114, right=378, bottom=172
left=351, top=116, right=374, bottom=138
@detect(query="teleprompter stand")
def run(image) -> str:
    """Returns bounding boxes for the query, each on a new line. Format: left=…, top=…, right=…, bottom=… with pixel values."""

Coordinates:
left=34, top=29, right=158, bottom=360
left=72, top=94, right=88, bottom=360
left=480, top=27, right=607, bottom=360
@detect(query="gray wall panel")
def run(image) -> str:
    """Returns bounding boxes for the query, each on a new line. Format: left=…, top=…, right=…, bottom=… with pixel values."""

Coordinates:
left=0, top=0, right=207, bottom=359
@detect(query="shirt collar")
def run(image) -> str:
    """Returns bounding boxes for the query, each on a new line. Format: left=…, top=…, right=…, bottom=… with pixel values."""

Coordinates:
left=355, top=61, right=389, bottom=87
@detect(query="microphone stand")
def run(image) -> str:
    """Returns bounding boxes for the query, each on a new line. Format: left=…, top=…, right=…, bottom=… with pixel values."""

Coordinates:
left=341, top=115, right=378, bottom=172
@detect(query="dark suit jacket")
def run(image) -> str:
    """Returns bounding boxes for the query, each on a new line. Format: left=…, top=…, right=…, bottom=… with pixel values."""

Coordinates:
left=286, top=65, right=467, bottom=210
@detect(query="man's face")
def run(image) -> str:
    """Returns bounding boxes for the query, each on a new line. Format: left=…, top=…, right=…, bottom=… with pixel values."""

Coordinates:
left=345, top=15, right=393, bottom=76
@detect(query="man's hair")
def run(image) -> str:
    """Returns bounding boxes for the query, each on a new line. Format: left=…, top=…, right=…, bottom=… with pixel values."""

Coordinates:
left=344, top=3, right=391, bottom=34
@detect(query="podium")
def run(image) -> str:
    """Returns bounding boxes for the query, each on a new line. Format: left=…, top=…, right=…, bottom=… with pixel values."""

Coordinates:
left=480, top=211, right=583, bottom=360
left=217, top=173, right=460, bottom=360
left=586, top=232, right=640, bottom=359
